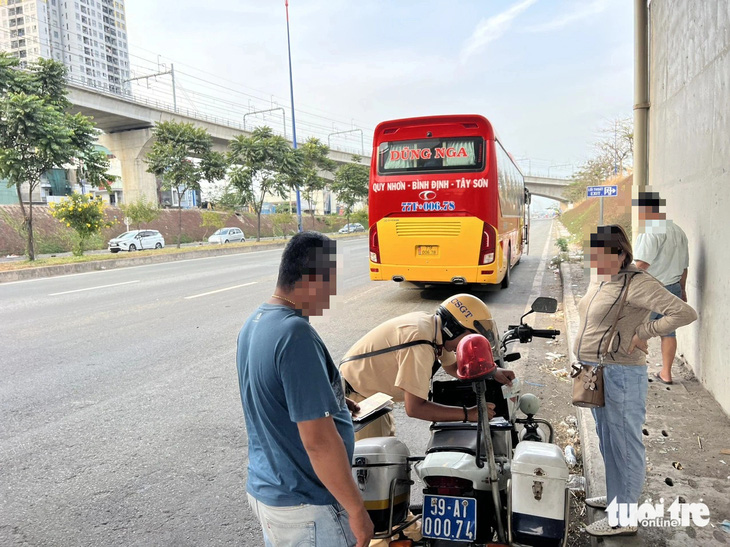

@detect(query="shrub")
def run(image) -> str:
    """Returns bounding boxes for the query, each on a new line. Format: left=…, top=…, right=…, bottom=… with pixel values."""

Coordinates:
left=556, top=237, right=569, bottom=253
left=49, top=194, right=114, bottom=256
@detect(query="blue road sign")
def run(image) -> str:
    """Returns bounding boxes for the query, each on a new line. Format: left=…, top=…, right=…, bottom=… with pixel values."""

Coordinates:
left=587, top=185, right=618, bottom=198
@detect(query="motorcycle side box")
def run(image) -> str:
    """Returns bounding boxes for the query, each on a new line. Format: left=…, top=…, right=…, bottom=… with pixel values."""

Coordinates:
left=352, top=437, right=411, bottom=534
left=510, top=441, right=568, bottom=547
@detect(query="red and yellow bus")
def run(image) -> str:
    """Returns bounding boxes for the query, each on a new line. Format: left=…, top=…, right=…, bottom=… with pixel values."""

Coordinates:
left=368, top=115, right=529, bottom=288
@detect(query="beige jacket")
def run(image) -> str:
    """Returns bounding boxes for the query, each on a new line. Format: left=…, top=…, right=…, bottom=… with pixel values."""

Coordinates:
left=574, top=265, right=698, bottom=365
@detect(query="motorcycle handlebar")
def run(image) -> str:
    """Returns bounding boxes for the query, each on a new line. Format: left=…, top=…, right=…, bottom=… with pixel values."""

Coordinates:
left=531, top=328, right=560, bottom=338
left=503, top=325, right=560, bottom=344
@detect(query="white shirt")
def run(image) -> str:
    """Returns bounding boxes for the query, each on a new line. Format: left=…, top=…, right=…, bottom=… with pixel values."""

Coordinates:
left=634, top=220, right=689, bottom=285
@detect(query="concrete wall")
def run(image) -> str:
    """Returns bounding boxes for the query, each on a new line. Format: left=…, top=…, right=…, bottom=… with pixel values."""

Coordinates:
left=649, top=0, right=730, bottom=415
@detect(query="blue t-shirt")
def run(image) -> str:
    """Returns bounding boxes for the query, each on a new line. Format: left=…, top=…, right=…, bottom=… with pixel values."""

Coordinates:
left=236, top=303, right=355, bottom=507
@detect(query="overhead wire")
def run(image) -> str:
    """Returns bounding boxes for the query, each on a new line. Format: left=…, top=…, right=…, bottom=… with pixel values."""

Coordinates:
left=1, top=12, right=372, bottom=152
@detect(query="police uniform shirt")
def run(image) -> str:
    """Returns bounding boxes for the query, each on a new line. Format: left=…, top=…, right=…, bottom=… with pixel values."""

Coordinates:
left=340, top=311, right=456, bottom=402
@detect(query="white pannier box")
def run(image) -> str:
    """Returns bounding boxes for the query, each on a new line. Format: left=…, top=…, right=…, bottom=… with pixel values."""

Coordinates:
left=510, top=441, right=569, bottom=546
left=352, top=437, right=411, bottom=533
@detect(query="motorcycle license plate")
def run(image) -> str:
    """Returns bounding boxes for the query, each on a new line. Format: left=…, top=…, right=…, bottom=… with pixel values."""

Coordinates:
left=422, top=494, right=477, bottom=542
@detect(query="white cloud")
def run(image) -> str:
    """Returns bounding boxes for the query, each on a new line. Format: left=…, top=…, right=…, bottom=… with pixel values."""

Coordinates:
left=524, top=0, right=608, bottom=33
left=460, top=0, right=538, bottom=61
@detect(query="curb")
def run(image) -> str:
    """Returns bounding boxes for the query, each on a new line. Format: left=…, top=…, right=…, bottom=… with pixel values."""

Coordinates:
left=561, top=260, right=643, bottom=546
left=560, top=261, right=624, bottom=546
left=559, top=263, right=607, bottom=498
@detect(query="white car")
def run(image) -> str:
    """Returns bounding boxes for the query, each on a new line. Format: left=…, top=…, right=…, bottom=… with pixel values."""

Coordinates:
left=208, top=227, right=246, bottom=244
left=108, top=230, right=165, bottom=253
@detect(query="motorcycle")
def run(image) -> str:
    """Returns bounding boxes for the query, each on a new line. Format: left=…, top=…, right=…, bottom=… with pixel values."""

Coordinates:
left=352, top=297, right=569, bottom=547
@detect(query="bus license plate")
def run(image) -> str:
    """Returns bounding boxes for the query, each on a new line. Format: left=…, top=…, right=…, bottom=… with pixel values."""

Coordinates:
left=417, top=245, right=439, bottom=257
left=422, top=494, right=477, bottom=542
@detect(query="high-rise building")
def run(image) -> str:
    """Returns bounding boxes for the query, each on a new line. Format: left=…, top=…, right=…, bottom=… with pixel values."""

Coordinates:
left=0, top=0, right=131, bottom=95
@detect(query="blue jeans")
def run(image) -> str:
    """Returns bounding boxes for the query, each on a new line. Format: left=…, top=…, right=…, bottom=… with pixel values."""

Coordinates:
left=649, top=282, right=682, bottom=337
left=591, top=364, right=648, bottom=505
left=247, top=494, right=356, bottom=547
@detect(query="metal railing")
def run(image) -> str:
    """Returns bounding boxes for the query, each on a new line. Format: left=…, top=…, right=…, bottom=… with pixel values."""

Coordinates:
left=65, top=75, right=370, bottom=158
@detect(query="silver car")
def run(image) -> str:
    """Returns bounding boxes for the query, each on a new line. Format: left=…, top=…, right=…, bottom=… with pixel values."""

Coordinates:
left=338, top=223, right=365, bottom=234
left=108, top=230, right=165, bottom=253
left=208, top=227, right=246, bottom=244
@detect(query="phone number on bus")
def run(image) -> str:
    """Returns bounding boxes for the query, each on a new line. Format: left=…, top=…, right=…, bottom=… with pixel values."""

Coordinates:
left=401, top=201, right=456, bottom=212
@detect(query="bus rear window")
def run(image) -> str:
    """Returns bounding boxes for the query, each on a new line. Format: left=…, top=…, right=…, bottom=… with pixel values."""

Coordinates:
left=378, top=137, right=485, bottom=175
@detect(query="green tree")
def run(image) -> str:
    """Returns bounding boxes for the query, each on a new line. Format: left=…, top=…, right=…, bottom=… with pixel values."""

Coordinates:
left=119, top=195, right=160, bottom=230
left=201, top=210, right=226, bottom=238
left=276, top=201, right=294, bottom=214
left=145, top=121, right=227, bottom=248
left=565, top=117, right=633, bottom=204
left=227, top=126, right=299, bottom=241
left=350, top=209, right=368, bottom=227
left=49, top=193, right=114, bottom=256
left=271, top=211, right=295, bottom=238
left=565, top=153, right=616, bottom=203
left=0, top=54, right=112, bottom=260
left=296, top=137, right=336, bottom=229
left=332, top=155, right=369, bottom=227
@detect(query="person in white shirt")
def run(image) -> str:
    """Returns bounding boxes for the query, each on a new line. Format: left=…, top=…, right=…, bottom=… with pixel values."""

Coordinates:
left=633, top=191, right=690, bottom=384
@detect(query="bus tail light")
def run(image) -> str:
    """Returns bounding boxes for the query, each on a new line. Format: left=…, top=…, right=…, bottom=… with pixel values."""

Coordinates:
left=479, top=223, right=496, bottom=265
left=369, top=225, right=380, bottom=263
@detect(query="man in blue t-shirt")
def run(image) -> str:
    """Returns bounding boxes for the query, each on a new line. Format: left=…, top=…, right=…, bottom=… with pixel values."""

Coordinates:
left=237, top=232, right=373, bottom=547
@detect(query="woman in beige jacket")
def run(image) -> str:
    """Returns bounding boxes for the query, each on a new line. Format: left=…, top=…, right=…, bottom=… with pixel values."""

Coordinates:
left=576, top=225, right=697, bottom=537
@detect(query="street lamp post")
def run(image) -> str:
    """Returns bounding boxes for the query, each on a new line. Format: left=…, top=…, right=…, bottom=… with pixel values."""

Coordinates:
left=285, top=0, right=303, bottom=233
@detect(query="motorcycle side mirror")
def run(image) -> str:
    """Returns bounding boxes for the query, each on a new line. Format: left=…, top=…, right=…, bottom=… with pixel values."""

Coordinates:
left=456, top=334, right=497, bottom=381
left=519, top=297, right=559, bottom=324
left=531, top=297, right=558, bottom=314
left=504, top=352, right=521, bottom=363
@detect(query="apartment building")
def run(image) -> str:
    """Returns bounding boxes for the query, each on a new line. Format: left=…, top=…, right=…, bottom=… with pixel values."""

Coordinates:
left=0, top=0, right=131, bottom=94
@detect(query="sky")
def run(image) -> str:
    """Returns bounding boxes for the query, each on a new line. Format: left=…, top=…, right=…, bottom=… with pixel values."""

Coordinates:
left=124, top=0, right=634, bottom=182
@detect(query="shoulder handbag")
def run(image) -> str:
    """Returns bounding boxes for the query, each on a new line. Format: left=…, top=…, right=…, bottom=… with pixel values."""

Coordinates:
left=571, top=273, right=635, bottom=408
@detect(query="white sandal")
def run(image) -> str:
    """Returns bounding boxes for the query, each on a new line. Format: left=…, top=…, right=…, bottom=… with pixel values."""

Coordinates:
left=584, top=495, right=607, bottom=509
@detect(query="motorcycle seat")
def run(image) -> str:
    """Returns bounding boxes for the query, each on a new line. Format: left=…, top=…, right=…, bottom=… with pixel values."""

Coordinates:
left=426, top=423, right=479, bottom=456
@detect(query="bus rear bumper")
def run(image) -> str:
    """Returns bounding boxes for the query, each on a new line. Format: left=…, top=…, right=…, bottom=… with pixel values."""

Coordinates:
left=369, top=263, right=501, bottom=285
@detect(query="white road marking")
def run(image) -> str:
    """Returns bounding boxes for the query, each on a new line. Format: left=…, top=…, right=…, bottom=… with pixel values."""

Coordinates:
left=184, top=281, right=257, bottom=300
left=49, top=280, right=140, bottom=296
left=512, top=221, right=556, bottom=367
left=343, top=285, right=380, bottom=304
left=0, top=248, right=284, bottom=287
left=527, top=220, right=555, bottom=306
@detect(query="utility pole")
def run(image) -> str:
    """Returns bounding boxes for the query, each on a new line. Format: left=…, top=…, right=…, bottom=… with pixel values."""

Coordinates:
left=614, top=119, right=619, bottom=175
left=243, top=107, right=287, bottom=138
left=327, top=128, right=364, bottom=155
left=125, top=63, right=177, bottom=113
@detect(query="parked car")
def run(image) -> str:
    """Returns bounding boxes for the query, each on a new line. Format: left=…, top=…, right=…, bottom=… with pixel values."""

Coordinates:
left=338, top=223, right=365, bottom=234
left=108, top=230, right=165, bottom=253
left=208, top=227, right=246, bottom=244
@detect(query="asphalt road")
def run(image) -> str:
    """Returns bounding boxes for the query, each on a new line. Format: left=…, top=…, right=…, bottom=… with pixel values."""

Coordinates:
left=0, top=220, right=555, bottom=546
